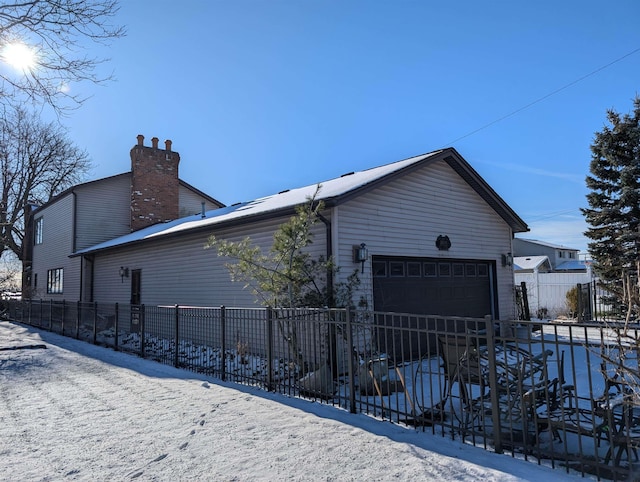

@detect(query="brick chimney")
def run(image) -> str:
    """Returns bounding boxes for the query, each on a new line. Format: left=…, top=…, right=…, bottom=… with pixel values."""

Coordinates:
left=130, top=134, right=180, bottom=232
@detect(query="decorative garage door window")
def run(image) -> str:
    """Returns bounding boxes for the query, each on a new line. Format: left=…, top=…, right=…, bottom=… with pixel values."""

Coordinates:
left=373, top=260, right=489, bottom=279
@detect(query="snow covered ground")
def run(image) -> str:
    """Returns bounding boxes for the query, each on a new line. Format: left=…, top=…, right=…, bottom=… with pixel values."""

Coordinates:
left=0, top=321, right=589, bottom=481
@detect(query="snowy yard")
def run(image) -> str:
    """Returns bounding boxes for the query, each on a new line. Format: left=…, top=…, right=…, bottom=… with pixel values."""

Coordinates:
left=0, top=321, right=589, bottom=481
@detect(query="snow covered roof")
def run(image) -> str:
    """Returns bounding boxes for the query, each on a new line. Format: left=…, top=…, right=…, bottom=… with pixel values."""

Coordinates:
left=73, top=148, right=528, bottom=257
left=515, top=238, right=578, bottom=251
left=513, top=256, right=551, bottom=271
left=555, top=260, right=589, bottom=271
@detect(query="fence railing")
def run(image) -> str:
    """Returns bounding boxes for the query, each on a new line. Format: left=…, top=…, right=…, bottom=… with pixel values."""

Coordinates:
left=2, top=299, right=639, bottom=481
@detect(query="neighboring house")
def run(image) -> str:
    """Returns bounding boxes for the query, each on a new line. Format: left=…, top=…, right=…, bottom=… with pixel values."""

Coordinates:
left=513, top=238, right=592, bottom=319
left=27, top=140, right=529, bottom=322
left=24, top=135, right=224, bottom=301
left=513, top=238, right=585, bottom=271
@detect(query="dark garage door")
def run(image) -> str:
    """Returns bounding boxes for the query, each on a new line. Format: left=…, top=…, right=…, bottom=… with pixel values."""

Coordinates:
left=372, top=256, right=496, bottom=360
left=373, top=256, right=494, bottom=317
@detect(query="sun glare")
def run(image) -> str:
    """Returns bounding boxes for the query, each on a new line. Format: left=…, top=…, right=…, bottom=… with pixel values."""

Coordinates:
left=1, top=42, right=37, bottom=72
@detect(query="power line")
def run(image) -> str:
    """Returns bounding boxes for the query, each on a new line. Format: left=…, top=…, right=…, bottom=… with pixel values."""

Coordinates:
left=443, top=46, right=640, bottom=146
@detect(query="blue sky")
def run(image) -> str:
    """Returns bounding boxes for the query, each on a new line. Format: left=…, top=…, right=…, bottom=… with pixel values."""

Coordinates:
left=50, top=1, right=640, bottom=255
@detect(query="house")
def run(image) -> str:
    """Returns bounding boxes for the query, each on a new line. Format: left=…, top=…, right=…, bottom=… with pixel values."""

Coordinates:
left=513, top=238, right=592, bottom=319
left=24, top=135, right=224, bottom=301
left=513, top=238, right=586, bottom=272
left=27, top=138, right=528, bottom=322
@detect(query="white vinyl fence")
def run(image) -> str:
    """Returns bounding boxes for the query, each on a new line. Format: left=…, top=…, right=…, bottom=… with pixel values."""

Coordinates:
left=515, top=270, right=593, bottom=319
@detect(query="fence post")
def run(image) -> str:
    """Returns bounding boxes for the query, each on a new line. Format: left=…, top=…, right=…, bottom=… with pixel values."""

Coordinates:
left=93, top=301, right=98, bottom=344
left=266, top=307, right=273, bottom=391
left=485, top=315, right=503, bottom=454
left=592, top=279, right=598, bottom=322
left=61, top=300, right=66, bottom=335
left=345, top=308, right=356, bottom=414
left=520, top=282, right=530, bottom=321
left=76, top=300, right=80, bottom=339
left=174, top=304, right=180, bottom=368
left=140, top=304, right=146, bottom=358
left=220, top=305, right=226, bottom=381
left=114, top=303, right=119, bottom=351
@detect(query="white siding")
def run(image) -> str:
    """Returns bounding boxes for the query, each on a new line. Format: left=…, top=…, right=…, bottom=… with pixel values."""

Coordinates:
left=334, top=161, right=517, bottom=319
left=31, top=194, right=81, bottom=300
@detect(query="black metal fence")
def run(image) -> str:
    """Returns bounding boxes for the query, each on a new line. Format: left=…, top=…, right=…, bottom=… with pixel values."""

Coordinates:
left=2, top=299, right=639, bottom=481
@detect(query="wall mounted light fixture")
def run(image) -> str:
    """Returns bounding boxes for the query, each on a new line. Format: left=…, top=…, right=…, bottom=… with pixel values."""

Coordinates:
left=119, top=266, right=129, bottom=282
left=501, top=253, right=513, bottom=267
left=353, top=243, right=369, bottom=273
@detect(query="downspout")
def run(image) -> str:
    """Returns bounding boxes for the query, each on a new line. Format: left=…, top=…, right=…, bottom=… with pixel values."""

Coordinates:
left=72, top=190, right=77, bottom=253
left=317, top=209, right=338, bottom=380
left=317, top=211, right=333, bottom=307
left=83, top=254, right=95, bottom=302
left=73, top=190, right=80, bottom=300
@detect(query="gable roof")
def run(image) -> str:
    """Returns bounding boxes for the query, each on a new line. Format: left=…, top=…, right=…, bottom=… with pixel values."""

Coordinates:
left=32, top=172, right=225, bottom=215
left=513, top=256, right=552, bottom=271
left=514, top=238, right=578, bottom=252
left=73, top=147, right=528, bottom=257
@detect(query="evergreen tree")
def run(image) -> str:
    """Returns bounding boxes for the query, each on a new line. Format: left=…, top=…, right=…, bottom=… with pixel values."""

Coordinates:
left=207, top=186, right=359, bottom=309
left=582, top=96, right=640, bottom=321
left=206, top=186, right=361, bottom=377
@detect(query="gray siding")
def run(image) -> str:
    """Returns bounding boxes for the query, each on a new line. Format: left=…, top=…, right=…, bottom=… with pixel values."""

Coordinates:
left=31, top=194, right=81, bottom=300
left=91, top=215, right=328, bottom=307
left=334, top=161, right=516, bottom=319
left=178, top=185, right=222, bottom=218
left=74, top=175, right=131, bottom=250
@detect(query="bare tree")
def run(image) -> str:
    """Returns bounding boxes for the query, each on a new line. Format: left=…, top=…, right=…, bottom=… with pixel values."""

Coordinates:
left=0, top=106, right=91, bottom=260
left=0, top=251, right=21, bottom=292
left=0, top=0, right=125, bottom=113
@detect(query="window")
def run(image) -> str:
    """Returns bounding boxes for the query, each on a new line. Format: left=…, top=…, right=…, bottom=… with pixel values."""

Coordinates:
left=389, top=261, right=405, bottom=277
left=423, top=262, right=437, bottom=277
left=34, top=217, right=43, bottom=245
left=407, top=262, right=421, bottom=277
left=569, top=252, right=575, bottom=259
left=558, top=251, right=565, bottom=258
left=47, top=268, right=63, bottom=294
left=373, top=261, right=387, bottom=277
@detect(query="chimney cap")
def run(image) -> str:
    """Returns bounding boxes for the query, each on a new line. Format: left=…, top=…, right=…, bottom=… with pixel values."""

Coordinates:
left=151, top=137, right=159, bottom=149
left=136, top=134, right=144, bottom=146
left=165, top=139, right=172, bottom=151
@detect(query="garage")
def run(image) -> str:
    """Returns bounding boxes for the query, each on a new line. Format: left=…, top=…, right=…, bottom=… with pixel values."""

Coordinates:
left=372, top=256, right=497, bottom=359
left=372, top=256, right=496, bottom=317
